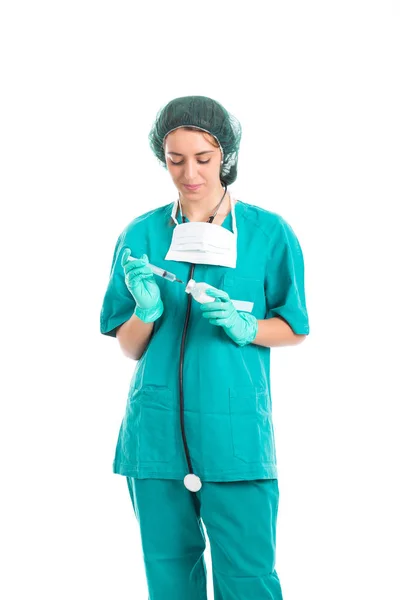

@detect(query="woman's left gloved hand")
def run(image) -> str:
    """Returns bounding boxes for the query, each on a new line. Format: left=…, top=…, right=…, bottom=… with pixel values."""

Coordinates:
left=200, top=287, right=259, bottom=347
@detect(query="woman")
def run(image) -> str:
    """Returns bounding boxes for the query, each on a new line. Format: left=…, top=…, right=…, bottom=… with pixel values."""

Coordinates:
left=100, top=95, right=309, bottom=599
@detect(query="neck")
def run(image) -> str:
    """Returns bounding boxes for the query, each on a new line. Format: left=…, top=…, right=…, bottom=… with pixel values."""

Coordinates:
left=179, top=184, right=228, bottom=221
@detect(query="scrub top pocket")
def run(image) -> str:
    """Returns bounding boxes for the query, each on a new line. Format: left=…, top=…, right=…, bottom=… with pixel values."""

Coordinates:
left=125, top=386, right=178, bottom=464
left=229, top=386, right=276, bottom=465
left=222, top=273, right=266, bottom=319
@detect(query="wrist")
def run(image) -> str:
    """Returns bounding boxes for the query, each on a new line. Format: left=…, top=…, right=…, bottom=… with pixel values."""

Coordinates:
left=134, top=299, right=164, bottom=323
left=229, top=313, right=259, bottom=347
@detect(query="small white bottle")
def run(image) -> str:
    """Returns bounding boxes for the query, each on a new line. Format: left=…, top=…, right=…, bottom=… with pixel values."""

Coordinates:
left=185, top=279, right=218, bottom=304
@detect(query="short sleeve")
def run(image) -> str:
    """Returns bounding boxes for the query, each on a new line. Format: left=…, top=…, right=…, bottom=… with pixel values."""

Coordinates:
left=100, top=234, right=136, bottom=337
left=265, top=217, right=310, bottom=335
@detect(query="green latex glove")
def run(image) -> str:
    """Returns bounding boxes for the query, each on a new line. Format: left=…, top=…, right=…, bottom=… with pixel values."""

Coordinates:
left=121, top=248, right=164, bottom=323
left=200, top=287, right=258, bottom=347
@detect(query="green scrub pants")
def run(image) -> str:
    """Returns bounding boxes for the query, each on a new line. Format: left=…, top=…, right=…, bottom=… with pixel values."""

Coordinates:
left=126, top=477, right=283, bottom=599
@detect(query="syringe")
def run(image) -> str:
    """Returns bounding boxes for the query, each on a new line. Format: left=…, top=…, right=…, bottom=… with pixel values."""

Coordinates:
left=128, top=256, right=183, bottom=283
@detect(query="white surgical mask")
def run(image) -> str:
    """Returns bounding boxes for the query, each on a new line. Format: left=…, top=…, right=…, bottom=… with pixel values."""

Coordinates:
left=164, top=190, right=238, bottom=268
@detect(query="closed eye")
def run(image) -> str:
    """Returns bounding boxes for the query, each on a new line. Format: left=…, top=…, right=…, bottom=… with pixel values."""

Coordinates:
left=170, top=159, right=211, bottom=166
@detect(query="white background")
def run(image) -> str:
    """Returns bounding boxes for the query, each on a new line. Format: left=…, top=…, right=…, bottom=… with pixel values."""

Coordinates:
left=1, top=1, right=399, bottom=598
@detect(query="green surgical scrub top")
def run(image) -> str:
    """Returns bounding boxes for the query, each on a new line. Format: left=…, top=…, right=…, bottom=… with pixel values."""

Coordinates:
left=100, top=198, right=309, bottom=481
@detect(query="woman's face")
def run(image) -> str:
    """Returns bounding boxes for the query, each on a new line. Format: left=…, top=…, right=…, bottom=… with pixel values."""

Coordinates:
left=163, top=128, right=223, bottom=198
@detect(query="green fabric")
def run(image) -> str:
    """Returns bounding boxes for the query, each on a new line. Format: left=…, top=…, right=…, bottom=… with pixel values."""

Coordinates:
left=126, top=477, right=282, bottom=599
left=121, top=249, right=164, bottom=323
left=148, top=95, right=242, bottom=185
left=100, top=197, right=309, bottom=481
left=200, top=287, right=259, bottom=346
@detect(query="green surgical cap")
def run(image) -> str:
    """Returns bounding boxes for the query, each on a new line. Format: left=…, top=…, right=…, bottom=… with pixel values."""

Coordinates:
left=148, top=95, right=242, bottom=185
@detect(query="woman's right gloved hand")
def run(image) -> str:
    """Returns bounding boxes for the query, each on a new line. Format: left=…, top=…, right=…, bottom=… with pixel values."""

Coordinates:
left=121, top=248, right=164, bottom=323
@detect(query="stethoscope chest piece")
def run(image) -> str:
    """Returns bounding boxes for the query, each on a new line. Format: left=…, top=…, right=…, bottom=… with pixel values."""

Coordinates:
left=184, top=473, right=202, bottom=492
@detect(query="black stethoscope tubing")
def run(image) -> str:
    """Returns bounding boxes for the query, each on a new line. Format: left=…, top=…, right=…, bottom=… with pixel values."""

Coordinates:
left=177, top=183, right=228, bottom=485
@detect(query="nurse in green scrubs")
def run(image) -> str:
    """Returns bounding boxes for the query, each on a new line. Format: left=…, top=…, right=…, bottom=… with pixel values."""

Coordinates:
left=100, top=95, right=309, bottom=599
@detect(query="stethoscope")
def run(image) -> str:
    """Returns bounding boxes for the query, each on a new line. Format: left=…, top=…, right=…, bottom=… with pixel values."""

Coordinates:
left=178, top=182, right=228, bottom=492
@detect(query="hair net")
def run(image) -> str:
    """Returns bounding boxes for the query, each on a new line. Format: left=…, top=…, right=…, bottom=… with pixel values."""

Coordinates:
left=148, top=95, right=242, bottom=185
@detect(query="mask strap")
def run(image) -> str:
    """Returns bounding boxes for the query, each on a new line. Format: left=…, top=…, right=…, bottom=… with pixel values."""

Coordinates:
left=230, top=191, right=238, bottom=235
left=170, top=200, right=179, bottom=225
left=178, top=197, right=184, bottom=223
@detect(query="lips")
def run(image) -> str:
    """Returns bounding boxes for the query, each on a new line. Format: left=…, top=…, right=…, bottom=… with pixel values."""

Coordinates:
left=184, top=184, right=202, bottom=190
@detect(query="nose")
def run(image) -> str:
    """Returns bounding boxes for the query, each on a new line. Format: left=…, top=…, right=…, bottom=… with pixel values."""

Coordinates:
left=184, top=159, right=198, bottom=181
